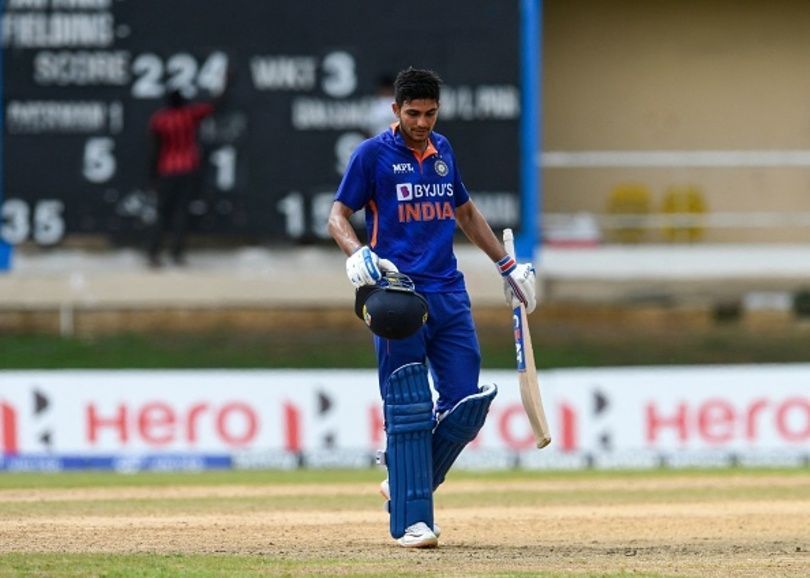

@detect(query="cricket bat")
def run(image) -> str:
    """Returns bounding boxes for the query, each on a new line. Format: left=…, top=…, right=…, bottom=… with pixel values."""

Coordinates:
left=503, top=228, right=552, bottom=449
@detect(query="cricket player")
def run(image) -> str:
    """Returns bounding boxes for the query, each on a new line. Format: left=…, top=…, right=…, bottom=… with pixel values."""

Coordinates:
left=327, top=67, right=536, bottom=548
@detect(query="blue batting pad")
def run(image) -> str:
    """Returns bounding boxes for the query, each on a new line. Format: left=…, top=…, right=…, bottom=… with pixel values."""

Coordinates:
left=384, top=362, right=434, bottom=539
left=432, top=383, right=497, bottom=489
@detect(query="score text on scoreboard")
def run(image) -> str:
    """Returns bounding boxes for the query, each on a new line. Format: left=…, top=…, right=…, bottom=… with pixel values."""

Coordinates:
left=1, top=0, right=521, bottom=246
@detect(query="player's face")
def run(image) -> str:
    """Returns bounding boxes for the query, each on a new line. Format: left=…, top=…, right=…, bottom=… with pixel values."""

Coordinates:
left=393, top=99, right=439, bottom=151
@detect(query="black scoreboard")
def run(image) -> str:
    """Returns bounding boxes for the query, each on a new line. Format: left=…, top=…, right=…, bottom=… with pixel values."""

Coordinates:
left=2, top=0, right=521, bottom=246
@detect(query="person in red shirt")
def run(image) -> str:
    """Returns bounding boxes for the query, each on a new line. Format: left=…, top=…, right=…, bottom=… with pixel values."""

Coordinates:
left=146, top=89, right=215, bottom=267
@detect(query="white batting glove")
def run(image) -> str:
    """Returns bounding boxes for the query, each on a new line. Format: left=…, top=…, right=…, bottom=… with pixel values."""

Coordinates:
left=345, top=246, right=398, bottom=289
left=496, top=255, right=537, bottom=314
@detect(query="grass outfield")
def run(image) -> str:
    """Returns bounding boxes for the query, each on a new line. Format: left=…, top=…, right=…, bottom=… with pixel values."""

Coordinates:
left=0, top=468, right=808, bottom=577
left=4, top=323, right=810, bottom=369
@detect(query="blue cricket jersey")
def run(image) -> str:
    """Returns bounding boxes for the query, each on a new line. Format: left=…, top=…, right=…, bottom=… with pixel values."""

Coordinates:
left=335, top=125, right=470, bottom=293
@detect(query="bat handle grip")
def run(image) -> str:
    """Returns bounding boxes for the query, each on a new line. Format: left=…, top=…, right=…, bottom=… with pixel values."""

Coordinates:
left=503, top=228, right=516, bottom=259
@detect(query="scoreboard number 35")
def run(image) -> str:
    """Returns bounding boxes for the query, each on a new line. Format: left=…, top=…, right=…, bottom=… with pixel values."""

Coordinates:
left=1, top=199, right=66, bottom=246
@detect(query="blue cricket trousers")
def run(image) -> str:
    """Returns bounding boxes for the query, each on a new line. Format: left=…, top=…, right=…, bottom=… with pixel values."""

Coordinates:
left=374, top=291, right=481, bottom=415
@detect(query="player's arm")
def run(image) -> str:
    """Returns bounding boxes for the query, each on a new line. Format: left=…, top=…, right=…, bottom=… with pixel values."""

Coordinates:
left=328, top=201, right=363, bottom=256
left=455, top=200, right=507, bottom=261
left=456, top=200, right=537, bottom=313
left=328, top=201, right=398, bottom=288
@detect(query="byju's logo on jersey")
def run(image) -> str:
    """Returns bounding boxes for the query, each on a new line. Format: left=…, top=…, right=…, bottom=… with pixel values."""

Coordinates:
left=393, top=163, right=414, bottom=174
left=396, top=183, right=454, bottom=200
left=396, top=183, right=413, bottom=201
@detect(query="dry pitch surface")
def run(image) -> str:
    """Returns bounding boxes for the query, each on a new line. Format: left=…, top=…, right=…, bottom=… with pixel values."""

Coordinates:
left=0, top=470, right=808, bottom=577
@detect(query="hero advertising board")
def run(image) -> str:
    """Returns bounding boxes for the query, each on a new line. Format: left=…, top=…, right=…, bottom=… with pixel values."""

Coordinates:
left=1, top=366, right=808, bottom=472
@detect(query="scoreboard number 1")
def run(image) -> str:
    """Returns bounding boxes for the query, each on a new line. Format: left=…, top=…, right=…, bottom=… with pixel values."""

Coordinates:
left=276, top=192, right=335, bottom=240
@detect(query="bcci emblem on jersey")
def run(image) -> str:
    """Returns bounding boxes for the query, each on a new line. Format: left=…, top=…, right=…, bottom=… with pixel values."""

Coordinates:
left=434, top=159, right=449, bottom=177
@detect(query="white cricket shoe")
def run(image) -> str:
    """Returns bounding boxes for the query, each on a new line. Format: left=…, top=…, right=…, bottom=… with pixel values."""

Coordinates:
left=397, top=522, right=438, bottom=549
left=379, top=479, right=442, bottom=538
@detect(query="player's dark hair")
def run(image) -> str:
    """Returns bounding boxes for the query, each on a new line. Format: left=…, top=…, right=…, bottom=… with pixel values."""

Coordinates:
left=394, top=67, right=442, bottom=105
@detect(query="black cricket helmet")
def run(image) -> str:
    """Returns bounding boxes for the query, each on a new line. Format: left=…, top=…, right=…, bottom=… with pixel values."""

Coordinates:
left=354, top=272, right=429, bottom=339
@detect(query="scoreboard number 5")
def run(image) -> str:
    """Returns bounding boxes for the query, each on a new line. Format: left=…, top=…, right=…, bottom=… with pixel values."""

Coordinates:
left=83, top=138, right=116, bottom=184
